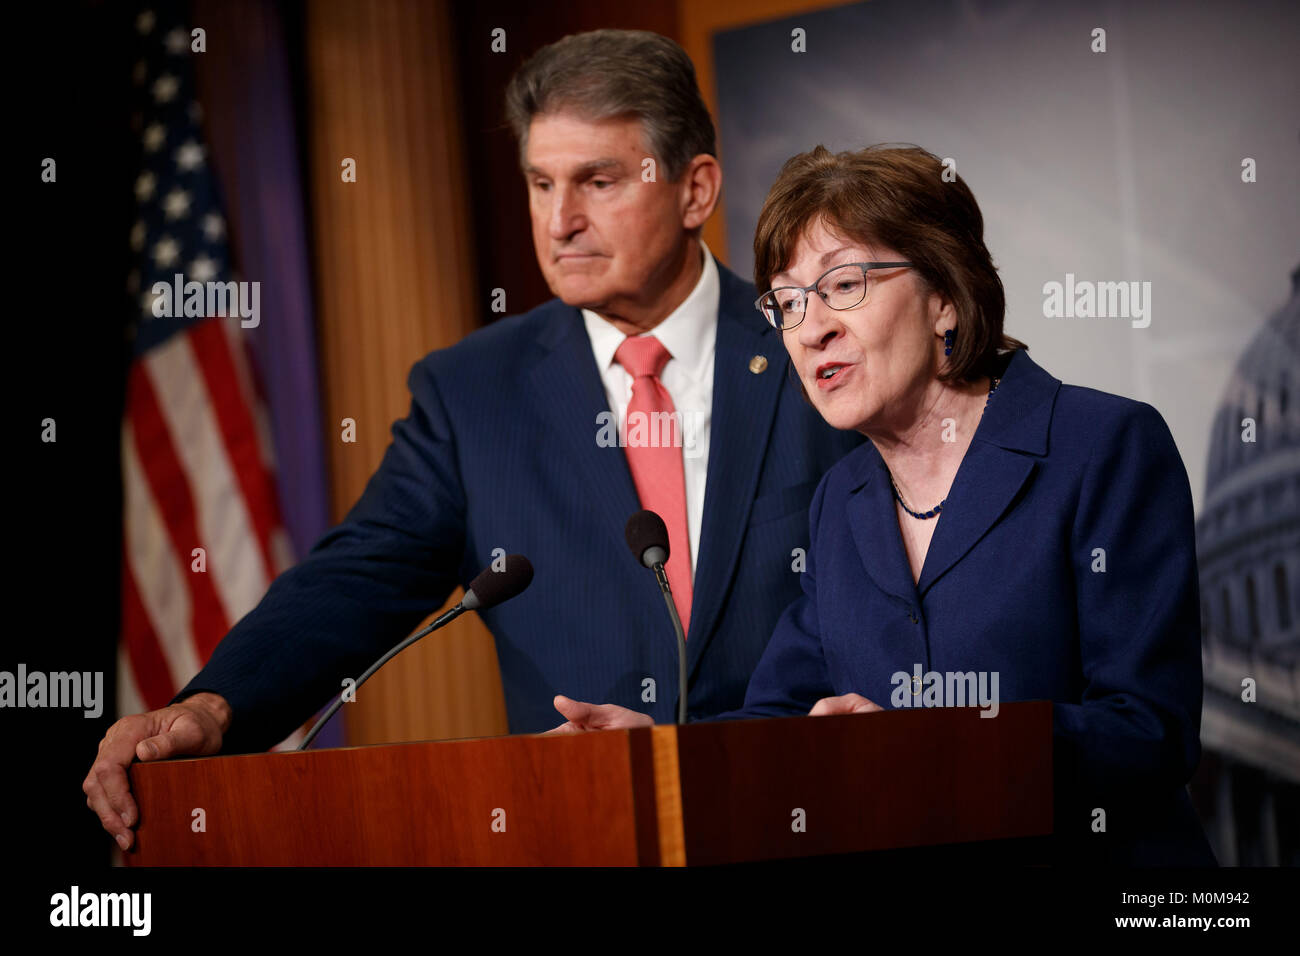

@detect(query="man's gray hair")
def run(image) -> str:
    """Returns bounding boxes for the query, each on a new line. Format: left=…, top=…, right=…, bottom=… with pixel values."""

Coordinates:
left=504, top=29, right=717, bottom=182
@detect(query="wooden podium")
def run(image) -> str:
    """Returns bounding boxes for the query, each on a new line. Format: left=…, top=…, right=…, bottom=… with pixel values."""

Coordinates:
left=126, top=701, right=1052, bottom=866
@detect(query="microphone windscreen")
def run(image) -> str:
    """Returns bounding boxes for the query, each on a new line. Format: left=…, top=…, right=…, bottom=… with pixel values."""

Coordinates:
left=465, top=554, right=534, bottom=610
left=625, top=510, right=670, bottom=565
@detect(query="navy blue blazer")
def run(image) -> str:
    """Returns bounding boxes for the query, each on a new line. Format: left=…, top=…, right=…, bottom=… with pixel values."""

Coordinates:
left=716, top=349, right=1216, bottom=865
left=175, top=263, right=861, bottom=750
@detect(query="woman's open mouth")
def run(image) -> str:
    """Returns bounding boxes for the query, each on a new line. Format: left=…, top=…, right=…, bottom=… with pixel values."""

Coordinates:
left=815, top=362, right=853, bottom=390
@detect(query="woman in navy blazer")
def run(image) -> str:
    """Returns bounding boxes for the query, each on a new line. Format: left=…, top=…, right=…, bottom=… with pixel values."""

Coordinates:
left=553, top=144, right=1215, bottom=866
left=734, top=144, right=1215, bottom=866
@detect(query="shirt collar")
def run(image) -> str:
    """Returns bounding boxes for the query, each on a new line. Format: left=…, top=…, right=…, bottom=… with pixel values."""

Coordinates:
left=583, top=241, right=720, bottom=380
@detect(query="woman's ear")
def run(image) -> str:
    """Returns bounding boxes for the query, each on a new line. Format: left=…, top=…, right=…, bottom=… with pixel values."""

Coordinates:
left=930, top=289, right=956, bottom=338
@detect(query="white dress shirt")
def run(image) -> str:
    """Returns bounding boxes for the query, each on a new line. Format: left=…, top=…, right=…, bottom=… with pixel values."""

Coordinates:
left=582, top=243, right=719, bottom=581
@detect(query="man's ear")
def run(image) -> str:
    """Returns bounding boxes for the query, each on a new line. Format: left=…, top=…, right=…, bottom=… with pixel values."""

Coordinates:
left=679, top=154, right=722, bottom=231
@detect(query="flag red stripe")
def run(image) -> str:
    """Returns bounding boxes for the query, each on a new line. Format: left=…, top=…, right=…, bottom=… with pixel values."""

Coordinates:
left=120, top=553, right=178, bottom=711
left=126, top=361, right=230, bottom=662
left=188, top=320, right=279, bottom=584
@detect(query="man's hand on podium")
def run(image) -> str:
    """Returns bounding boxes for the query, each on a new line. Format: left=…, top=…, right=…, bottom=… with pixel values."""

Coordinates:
left=82, top=692, right=231, bottom=852
left=809, top=693, right=884, bottom=716
left=542, top=695, right=655, bottom=734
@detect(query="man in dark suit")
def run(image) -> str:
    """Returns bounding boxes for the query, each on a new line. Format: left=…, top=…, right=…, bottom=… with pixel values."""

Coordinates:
left=84, top=29, right=860, bottom=851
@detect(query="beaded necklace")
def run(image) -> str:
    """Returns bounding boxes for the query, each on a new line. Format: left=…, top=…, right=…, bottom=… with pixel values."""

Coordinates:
left=889, top=375, right=1001, bottom=520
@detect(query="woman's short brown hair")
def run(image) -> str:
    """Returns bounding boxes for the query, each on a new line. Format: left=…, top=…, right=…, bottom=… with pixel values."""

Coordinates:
left=753, top=144, right=1024, bottom=384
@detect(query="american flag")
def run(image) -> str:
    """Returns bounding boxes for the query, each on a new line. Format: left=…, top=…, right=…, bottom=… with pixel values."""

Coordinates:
left=120, top=6, right=295, bottom=745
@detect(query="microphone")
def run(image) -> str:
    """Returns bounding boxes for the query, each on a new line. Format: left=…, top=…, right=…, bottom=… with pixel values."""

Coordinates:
left=625, top=510, right=687, bottom=724
left=626, top=508, right=670, bottom=570
left=298, top=554, right=534, bottom=750
left=463, top=556, right=535, bottom=610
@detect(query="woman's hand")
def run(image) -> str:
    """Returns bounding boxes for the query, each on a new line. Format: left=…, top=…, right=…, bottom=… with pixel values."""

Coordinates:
left=809, top=693, right=883, bottom=716
left=542, top=695, right=655, bottom=734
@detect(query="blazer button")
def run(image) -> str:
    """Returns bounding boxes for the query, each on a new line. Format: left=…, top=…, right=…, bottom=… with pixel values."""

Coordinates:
left=908, top=611, right=918, bottom=624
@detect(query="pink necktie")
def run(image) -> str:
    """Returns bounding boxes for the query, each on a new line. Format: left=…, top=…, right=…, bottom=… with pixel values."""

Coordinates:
left=614, top=335, right=692, bottom=635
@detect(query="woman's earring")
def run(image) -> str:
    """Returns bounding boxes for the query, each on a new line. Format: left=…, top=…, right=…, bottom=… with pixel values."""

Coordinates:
left=943, top=328, right=954, bottom=356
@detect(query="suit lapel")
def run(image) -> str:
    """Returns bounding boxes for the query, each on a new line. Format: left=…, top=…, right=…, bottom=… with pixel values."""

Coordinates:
left=686, top=268, right=786, bottom=672
left=915, top=349, right=1060, bottom=596
left=846, top=451, right=918, bottom=605
left=914, top=444, right=1036, bottom=596
left=841, top=349, right=1062, bottom=602
left=522, top=269, right=823, bottom=682
left=528, top=305, right=641, bottom=556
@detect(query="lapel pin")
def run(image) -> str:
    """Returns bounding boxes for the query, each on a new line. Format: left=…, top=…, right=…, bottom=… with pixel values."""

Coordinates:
left=748, top=355, right=768, bottom=374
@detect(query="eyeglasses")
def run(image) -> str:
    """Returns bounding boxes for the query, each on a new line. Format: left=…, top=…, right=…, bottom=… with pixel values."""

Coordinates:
left=755, top=261, right=913, bottom=330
